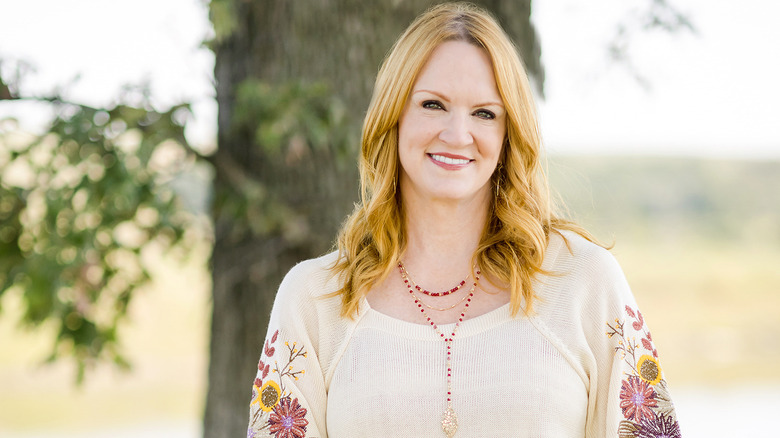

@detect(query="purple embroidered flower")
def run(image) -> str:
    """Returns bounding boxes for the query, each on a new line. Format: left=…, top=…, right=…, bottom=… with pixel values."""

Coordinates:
left=268, top=396, right=308, bottom=438
left=637, top=411, right=682, bottom=438
left=247, top=426, right=256, bottom=438
left=620, top=376, right=658, bottom=422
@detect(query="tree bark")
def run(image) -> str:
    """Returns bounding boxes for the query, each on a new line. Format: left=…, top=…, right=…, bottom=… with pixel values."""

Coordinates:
left=203, top=2, right=540, bottom=437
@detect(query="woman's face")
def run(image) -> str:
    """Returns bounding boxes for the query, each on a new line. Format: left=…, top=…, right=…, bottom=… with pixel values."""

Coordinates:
left=398, top=40, right=506, bottom=207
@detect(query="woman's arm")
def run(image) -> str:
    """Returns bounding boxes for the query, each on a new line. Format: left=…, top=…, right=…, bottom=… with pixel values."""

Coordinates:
left=583, top=249, right=682, bottom=437
left=247, top=262, right=330, bottom=438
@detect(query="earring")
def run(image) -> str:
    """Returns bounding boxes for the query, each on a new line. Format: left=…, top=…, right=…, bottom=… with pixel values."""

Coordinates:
left=495, top=163, right=503, bottom=199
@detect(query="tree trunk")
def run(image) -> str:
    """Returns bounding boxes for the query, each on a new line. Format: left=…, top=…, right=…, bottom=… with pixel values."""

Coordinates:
left=203, top=2, right=540, bottom=437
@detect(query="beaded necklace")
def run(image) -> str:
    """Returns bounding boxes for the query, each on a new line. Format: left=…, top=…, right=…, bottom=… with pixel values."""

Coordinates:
left=398, top=263, right=471, bottom=311
left=398, top=261, right=468, bottom=296
left=397, top=262, right=481, bottom=437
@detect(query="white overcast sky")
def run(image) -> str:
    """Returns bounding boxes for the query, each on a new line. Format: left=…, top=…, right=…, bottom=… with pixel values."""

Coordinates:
left=1, top=0, right=778, bottom=158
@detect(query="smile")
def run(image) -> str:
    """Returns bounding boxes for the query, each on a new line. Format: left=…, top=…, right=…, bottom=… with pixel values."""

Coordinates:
left=429, top=154, right=472, bottom=165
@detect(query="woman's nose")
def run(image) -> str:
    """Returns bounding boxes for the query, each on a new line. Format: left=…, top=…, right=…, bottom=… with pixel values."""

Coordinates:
left=438, top=113, right=473, bottom=147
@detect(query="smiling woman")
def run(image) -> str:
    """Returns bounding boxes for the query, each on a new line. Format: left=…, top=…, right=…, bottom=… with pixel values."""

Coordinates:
left=246, top=3, right=683, bottom=437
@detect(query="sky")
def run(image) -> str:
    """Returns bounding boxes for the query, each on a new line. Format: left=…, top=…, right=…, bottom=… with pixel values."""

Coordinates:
left=0, top=0, right=778, bottom=159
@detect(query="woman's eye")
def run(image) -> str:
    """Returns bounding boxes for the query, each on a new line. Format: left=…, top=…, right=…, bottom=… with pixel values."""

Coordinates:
left=422, top=100, right=443, bottom=110
left=474, top=109, right=496, bottom=120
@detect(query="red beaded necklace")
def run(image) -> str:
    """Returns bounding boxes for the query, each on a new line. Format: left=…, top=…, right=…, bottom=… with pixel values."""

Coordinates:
left=398, top=262, right=481, bottom=437
left=398, top=263, right=471, bottom=311
left=398, top=261, right=468, bottom=297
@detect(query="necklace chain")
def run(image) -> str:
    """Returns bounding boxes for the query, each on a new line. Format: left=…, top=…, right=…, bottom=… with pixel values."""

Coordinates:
left=398, top=261, right=480, bottom=437
left=410, top=289, right=471, bottom=311
left=398, top=261, right=469, bottom=297
left=398, top=264, right=472, bottom=311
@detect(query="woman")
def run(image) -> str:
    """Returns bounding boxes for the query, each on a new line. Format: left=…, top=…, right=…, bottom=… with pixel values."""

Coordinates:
left=248, top=3, right=681, bottom=437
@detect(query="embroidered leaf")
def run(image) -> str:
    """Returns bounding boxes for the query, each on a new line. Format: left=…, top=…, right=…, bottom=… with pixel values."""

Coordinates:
left=258, top=359, right=265, bottom=371
left=263, top=364, right=270, bottom=379
left=625, top=305, right=636, bottom=318
left=264, top=339, right=276, bottom=357
left=271, top=329, right=279, bottom=343
left=641, top=337, right=653, bottom=351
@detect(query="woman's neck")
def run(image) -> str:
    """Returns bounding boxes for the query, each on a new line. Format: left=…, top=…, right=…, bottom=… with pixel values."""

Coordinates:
left=400, top=189, right=490, bottom=283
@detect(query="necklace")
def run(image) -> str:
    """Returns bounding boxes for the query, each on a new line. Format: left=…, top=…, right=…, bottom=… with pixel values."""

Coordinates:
left=398, top=261, right=468, bottom=296
left=398, top=262, right=480, bottom=437
left=398, top=266, right=471, bottom=311
left=411, top=289, right=470, bottom=311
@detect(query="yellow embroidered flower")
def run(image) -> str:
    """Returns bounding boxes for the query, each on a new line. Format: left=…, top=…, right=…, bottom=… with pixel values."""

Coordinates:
left=636, top=355, right=662, bottom=385
left=251, top=384, right=261, bottom=406
left=259, top=380, right=281, bottom=412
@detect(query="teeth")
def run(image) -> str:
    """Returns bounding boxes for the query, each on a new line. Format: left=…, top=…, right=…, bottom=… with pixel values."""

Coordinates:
left=430, top=154, right=470, bottom=165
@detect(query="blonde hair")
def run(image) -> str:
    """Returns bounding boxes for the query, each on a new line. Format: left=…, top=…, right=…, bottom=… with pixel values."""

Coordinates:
left=332, top=2, right=596, bottom=317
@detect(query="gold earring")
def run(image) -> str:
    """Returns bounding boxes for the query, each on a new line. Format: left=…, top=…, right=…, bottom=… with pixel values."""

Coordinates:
left=495, top=163, right=503, bottom=198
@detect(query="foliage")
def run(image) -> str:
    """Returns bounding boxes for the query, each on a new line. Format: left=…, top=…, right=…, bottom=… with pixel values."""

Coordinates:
left=213, top=79, right=353, bottom=245
left=207, top=0, right=238, bottom=45
left=233, top=80, right=350, bottom=159
left=1, top=60, right=353, bottom=382
left=0, top=84, right=200, bottom=382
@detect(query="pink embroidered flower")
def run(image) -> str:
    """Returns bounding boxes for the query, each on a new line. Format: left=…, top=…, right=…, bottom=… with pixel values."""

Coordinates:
left=268, top=397, right=308, bottom=438
left=620, top=376, right=658, bottom=422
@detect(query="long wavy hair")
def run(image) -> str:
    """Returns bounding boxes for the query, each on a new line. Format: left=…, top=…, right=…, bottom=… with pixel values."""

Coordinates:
left=331, top=2, right=597, bottom=318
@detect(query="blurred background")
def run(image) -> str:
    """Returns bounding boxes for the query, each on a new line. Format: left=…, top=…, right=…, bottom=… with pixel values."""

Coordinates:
left=1, top=0, right=778, bottom=437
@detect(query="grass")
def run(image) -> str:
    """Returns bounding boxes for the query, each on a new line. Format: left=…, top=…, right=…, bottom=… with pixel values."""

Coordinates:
left=614, top=238, right=780, bottom=387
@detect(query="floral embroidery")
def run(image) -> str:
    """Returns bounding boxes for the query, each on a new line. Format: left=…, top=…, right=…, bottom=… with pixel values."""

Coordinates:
left=636, top=355, right=662, bottom=385
left=606, top=306, right=659, bottom=372
left=619, top=376, right=657, bottom=422
left=258, top=380, right=282, bottom=412
left=248, top=329, right=310, bottom=437
left=607, top=305, right=681, bottom=437
left=637, top=411, right=682, bottom=438
left=268, top=396, right=309, bottom=438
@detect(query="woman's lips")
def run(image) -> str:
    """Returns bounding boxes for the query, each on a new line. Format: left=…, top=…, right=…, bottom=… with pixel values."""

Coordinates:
left=428, top=153, right=473, bottom=169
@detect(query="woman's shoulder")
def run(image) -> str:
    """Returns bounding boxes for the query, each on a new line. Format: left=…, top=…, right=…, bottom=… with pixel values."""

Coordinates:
left=546, top=229, right=621, bottom=277
left=278, top=250, right=341, bottom=299
left=268, top=250, right=360, bottom=382
left=533, top=230, right=637, bottom=355
left=538, top=229, right=632, bottom=313
left=269, top=251, right=347, bottom=328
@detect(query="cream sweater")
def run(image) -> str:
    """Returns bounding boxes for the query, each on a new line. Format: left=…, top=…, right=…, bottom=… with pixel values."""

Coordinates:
left=247, top=231, right=681, bottom=437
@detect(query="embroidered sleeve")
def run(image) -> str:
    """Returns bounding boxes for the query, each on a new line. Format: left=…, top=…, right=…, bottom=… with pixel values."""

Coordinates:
left=248, top=329, right=313, bottom=438
left=603, top=305, right=682, bottom=437
left=247, top=267, right=327, bottom=438
left=575, top=245, right=682, bottom=438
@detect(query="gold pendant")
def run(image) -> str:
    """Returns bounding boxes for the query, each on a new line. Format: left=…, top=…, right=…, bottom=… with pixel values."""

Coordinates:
left=442, top=405, right=458, bottom=437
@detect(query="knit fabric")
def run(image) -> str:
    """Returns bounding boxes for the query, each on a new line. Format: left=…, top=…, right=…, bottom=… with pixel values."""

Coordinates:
left=247, top=231, right=681, bottom=438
